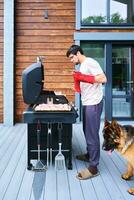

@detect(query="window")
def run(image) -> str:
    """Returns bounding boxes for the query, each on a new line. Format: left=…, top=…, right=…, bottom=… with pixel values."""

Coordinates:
left=81, top=42, right=105, bottom=70
left=80, top=0, right=134, bottom=27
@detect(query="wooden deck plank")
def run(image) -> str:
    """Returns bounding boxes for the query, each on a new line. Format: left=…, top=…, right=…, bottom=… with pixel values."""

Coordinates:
left=101, top=151, right=132, bottom=200
left=0, top=125, right=25, bottom=178
left=2, top=145, right=26, bottom=200
left=74, top=123, right=131, bottom=200
left=74, top=124, right=113, bottom=200
left=16, top=169, right=35, bottom=200
left=99, top=159, right=125, bottom=200
left=66, top=153, right=85, bottom=200
left=56, top=169, right=71, bottom=200
left=109, top=151, right=134, bottom=189
left=0, top=127, right=25, bottom=199
left=44, top=167, right=57, bottom=200
left=0, top=122, right=133, bottom=200
left=0, top=126, right=10, bottom=138
left=0, top=125, right=23, bottom=160
left=73, top=126, right=98, bottom=200
left=0, top=126, right=13, bottom=144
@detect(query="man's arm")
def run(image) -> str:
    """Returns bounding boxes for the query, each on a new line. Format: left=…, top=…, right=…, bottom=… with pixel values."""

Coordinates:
left=94, top=73, right=107, bottom=84
left=73, top=71, right=107, bottom=84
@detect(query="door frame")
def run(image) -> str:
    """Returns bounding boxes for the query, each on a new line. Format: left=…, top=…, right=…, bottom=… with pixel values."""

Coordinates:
left=74, top=32, right=134, bottom=122
left=105, top=43, right=112, bottom=120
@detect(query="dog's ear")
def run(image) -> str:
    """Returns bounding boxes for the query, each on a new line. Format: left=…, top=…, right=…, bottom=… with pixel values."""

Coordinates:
left=111, top=119, right=121, bottom=138
left=111, top=120, right=121, bottom=134
left=111, top=119, right=118, bottom=127
left=104, top=119, right=110, bottom=127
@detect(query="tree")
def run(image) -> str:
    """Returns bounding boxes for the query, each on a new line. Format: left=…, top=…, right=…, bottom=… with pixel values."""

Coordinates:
left=82, top=12, right=126, bottom=24
left=110, top=12, right=126, bottom=23
left=82, top=15, right=106, bottom=24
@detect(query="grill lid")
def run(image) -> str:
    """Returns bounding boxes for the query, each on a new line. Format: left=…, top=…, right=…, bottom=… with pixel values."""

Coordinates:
left=22, top=61, right=44, bottom=104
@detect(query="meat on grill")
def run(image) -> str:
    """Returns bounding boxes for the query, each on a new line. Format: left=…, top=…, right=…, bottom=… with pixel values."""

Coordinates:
left=34, top=103, right=72, bottom=111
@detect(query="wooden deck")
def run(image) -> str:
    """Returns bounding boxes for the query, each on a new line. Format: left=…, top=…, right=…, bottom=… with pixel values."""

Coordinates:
left=0, top=122, right=134, bottom=200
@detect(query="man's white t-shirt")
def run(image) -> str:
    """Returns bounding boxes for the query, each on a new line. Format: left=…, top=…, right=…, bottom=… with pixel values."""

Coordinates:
left=80, top=57, right=103, bottom=106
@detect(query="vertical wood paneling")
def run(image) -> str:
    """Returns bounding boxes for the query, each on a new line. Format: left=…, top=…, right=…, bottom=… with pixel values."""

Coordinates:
left=0, top=1, right=3, bottom=122
left=15, top=0, right=75, bottom=122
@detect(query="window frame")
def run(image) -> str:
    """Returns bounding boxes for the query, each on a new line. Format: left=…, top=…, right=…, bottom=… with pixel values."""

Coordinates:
left=76, top=0, right=134, bottom=30
left=74, top=32, right=134, bottom=121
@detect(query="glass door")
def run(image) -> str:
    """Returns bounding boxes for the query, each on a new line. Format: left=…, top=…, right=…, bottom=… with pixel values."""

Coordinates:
left=112, top=45, right=132, bottom=118
left=80, top=42, right=134, bottom=121
left=81, top=42, right=105, bottom=119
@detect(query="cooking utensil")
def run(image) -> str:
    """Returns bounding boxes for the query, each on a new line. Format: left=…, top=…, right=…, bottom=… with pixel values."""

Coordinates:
left=55, top=123, right=65, bottom=170
left=32, top=121, right=47, bottom=171
left=47, top=123, right=52, bottom=168
left=46, top=124, right=50, bottom=168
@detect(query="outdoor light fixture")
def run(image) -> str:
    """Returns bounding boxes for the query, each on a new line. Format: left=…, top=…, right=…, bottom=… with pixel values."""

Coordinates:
left=44, top=10, right=48, bottom=19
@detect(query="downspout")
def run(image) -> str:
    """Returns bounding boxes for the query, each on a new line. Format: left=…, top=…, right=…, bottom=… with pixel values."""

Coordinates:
left=4, top=0, right=14, bottom=126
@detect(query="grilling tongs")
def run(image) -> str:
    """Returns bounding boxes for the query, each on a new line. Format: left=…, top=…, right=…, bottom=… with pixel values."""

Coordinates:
left=47, top=123, right=52, bottom=168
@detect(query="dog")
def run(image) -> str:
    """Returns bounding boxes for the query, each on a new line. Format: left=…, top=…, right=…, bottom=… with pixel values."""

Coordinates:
left=102, top=119, right=134, bottom=195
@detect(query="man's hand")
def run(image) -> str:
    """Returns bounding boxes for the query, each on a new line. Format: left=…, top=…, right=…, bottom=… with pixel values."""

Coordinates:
left=95, top=73, right=107, bottom=84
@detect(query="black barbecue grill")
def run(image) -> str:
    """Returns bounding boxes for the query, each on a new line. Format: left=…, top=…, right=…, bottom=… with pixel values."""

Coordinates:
left=22, top=60, right=78, bottom=170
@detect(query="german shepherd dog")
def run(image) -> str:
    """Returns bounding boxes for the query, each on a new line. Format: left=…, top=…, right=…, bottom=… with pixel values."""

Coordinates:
left=102, top=119, right=134, bottom=195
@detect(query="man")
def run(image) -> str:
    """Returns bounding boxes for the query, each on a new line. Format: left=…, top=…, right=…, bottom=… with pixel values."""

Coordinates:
left=66, top=45, right=107, bottom=179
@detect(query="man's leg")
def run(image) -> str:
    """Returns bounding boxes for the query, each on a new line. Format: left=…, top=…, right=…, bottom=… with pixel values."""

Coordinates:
left=76, top=106, right=89, bottom=162
left=84, top=100, right=103, bottom=169
left=76, top=101, right=103, bottom=179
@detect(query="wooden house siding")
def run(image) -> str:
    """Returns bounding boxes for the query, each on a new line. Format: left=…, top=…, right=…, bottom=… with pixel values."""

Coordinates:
left=0, top=0, right=3, bottom=123
left=15, top=0, right=75, bottom=122
left=12, top=0, right=134, bottom=123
